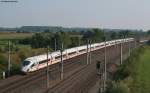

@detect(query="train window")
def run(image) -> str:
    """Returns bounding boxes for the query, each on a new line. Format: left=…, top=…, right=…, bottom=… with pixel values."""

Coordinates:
left=39, top=60, right=46, bottom=64
left=63, top=55, right=66, bottom=57
left=39, top=59, right=50, bottom=64
left=79, top=49, right=86, bottom=52
left=31, top=64, right=35, bottom=68
left=23, top=61, right=30, bottom=66
left=55, top=56, right=61, bottom=59
left=55, top=54, right=66, bottom=59
left=96, top=46, right=99, bottom=47
left=91, top=47, right=94, bottom=49
left=68, top=52, right=76, bottom=55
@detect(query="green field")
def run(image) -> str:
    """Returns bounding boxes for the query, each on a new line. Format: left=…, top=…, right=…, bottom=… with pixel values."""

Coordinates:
left=0, top=32, right=33, bottom=40
left=107, top=46, right=150, bottom=93
left=0, top=32, right=33, bottom=49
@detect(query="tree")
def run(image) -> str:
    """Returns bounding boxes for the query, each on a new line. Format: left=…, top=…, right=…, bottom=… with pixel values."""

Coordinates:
left=83, top=28, right=104, bottom=43
left=31, top=33, right=45, bottom=48
left=83, top=30, right=94, bottom=40
left=70, top=36, right=82, bottom=47
left=30, top=32, right=54, bottom=48
left=147, top=30, right=150, bottom=35
left=118, top=30, right=131, bottom=38
left=92, top=28, right=104, bottom=42
left=0, top=53, right=7, bottom=69
left=54, top=31, right=71, bottom=49
left=110, top=31, right=118, bottom=40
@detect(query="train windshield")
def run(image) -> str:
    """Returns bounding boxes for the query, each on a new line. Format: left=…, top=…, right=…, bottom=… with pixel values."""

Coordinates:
left=23, top=61, right=30, bottom=66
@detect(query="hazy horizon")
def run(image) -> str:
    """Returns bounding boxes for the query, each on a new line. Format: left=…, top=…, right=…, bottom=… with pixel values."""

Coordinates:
left=0, top=0, right=150, bottom=30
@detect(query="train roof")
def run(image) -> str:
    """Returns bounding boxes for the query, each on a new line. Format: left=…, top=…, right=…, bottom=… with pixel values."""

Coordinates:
left=25, top=54, right=50, bottom=63
left=23, top=38, right=134, bottom=64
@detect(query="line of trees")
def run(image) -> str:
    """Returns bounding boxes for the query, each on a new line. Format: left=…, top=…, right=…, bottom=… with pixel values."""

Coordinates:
left=19, top=29, right=105, bottom=50
left=19, top=29, right=142, bottom=50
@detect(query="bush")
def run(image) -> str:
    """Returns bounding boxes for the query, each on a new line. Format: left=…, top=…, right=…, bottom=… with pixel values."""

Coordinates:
left=0, top=53, right=7, bottom=70
left=108, top=46, right=149, bottom=93
left=106, top=81, right=130, bottom=93
left=17, top=47, right=33, bottom=61
left=10, top=64, right=21, bottom=75
left=113, top=65, right=129, bottom=80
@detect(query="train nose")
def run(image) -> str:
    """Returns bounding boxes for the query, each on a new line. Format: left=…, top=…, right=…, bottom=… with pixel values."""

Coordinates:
left=21, top=67, right=28, bottom=73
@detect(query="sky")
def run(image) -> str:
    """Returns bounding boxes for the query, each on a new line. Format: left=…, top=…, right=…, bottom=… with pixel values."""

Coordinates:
left=0, top=0, right=150, bottom=30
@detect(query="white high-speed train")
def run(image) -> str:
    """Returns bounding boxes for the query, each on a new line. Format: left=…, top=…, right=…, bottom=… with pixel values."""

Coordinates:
left=21, top=38, right=134, bottom=73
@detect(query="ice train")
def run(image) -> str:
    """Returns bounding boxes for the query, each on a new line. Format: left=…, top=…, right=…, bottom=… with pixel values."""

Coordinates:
left=21, top=38, right=134, bottom=73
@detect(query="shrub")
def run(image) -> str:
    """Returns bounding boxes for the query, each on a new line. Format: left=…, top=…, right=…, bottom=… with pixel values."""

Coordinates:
left=0, top=53, right=7, bottom=69
left=106, top=81, right=130, bottom=93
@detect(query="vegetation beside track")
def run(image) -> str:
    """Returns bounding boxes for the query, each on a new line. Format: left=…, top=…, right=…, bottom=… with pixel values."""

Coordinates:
left=106, top=45, right=150, bottom=93
left=0, top=32, right=44, bottom=78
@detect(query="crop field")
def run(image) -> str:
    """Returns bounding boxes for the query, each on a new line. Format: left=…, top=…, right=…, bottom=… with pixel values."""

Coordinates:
left=0, top=32, right=33, bottom=48
left=0, top=32, right=33, bottom=40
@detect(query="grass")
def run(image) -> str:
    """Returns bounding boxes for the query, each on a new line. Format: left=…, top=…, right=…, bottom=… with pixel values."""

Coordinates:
left=130, top=46, right=150, bottom=93
left=107, top=46, right=150, bottom=93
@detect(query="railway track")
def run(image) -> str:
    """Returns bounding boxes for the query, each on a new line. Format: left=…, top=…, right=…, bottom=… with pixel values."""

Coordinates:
left=45, top=42, right=135, bottom=93
left=0, top=42, right=135, bottom=93
left=0, top=56, right=87, bottom=93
